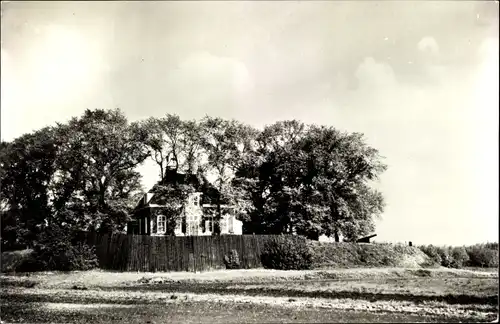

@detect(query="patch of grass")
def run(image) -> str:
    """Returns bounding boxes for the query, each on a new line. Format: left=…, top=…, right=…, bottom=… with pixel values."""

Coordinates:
left=0, top=299, right=495, bottom=323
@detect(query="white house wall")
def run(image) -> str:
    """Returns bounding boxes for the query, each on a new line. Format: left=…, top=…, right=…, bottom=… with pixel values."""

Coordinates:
left=143, top=192, right=243, bottom=236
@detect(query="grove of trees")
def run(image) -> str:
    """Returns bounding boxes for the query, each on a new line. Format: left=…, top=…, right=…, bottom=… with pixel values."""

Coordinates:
left=1, top=109, right=387, bottom=250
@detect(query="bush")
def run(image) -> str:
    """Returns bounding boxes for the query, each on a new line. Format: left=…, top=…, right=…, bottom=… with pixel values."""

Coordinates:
left=419, top=245, right=442, bottom=265
left=419, top=243, right=498, bottom=269
left=436, top=246, right=452, bottom=267
left=223, top=249, right=241, bottom=270
left=466, top=244, right=499, bottom=268
left=26, top=225, right=99, bottom=272
left=1, top=249, right=34, bottom=273
left=260, top=235, right=313, bottom=270
left=449, top=246, right=469, bottom=268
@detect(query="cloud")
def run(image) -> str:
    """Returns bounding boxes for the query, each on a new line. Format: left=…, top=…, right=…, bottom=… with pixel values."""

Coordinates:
left=332, top=51, right=498, bottom=245
left=417, top=36, right=440, bottom=55
left=354, top=57, right=397, bottom=90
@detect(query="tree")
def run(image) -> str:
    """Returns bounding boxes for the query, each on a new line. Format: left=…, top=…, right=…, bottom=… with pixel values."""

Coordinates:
left=234, top=120, right=310, bottom=235
left=295, top=126, right=386, bottom=241
left=199, top=116, right=258, bottom=233
left=1, top=109, right=150, bottom=247
left=53, top=109, right=149, bottom=233
left=234, top=121, right=387, bottom=241
left=0, top=127, right=60, bottom=247
left=141, top=115, right=184, bottom=180
left=450, top=246, right=469, bottom=268
left=179, top=119, right=206, bottom=175
left=141, top=115, right=207, bottom=179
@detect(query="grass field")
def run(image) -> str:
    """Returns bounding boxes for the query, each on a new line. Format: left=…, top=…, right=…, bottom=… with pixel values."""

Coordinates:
left=1, top=267, right=498, bottom=323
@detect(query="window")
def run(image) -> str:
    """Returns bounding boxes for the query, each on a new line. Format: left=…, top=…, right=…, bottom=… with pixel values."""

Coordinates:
left=186, top=221, right=198, bottom=236
left=205, top=219, right=214, bottom=233
left=228, top=216, right=234, bottom=234
left=157, top=215, right=166, bottom=234
left=192, top=194, right=200, bottom=206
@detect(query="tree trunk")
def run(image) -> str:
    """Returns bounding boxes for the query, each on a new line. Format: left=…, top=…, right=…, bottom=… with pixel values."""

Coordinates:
left=215, top=196, right=222, bottom=235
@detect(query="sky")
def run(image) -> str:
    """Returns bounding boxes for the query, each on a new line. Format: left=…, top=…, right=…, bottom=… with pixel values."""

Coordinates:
left=1, top=1, right=498, bottom=245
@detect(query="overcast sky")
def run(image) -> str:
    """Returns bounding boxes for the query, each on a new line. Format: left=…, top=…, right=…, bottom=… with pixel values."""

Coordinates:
left=1, top=1, right=498, bottom=245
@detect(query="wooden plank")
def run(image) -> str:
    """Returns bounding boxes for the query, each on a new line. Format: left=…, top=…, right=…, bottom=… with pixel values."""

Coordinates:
left=178, top=236, right=184, bottom=272
left=181, top=236, right=186, bottom=272
left=158, top=236, right=166, bottom=272
left=166, top=236, right=172, bottom=272
left=137, top=235, right=143, bottom=272
left=175, top=236, right=180, bottom=272
left=191, top=236, right=197, bottom=272
left=131, top=234, right=138, bottom=271
left=144, top=235, right=150, bottom=272
left=203, top=236, right=210, bottom=271
left=89, top=234, right=289, bottom=272
left=167, top=236, right=173, bottom=272
left=173, top=236, right=179, bottom=272
left=216, top=235, right=223, bottom=269
left=150, top=235, right=156, bottom=272
left=186, top=236, right=193, bottom=272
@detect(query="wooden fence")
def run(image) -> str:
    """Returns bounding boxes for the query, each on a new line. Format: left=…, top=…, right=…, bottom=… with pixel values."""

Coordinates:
left=78, top=232, right=286, bottom=272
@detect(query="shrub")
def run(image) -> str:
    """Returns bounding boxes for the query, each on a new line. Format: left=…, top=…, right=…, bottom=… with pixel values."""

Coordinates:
left=1, top=249, right=34, bottom=273
left=419, top=245, right=442, bottom=265
left=466, top=244, right=499, bottom=268
left=449, top=246, right=469, bottom=268
left=436, top=246, right=452, bottom=267
left=419, top=243, right=498, bottom=269
left=223, top=249, right=241, bottom=270
left=29, top=225, right=99, bottom=271
left=34, top=240, right=99, bottom=272
left=260, top=235, right=313, bottom=270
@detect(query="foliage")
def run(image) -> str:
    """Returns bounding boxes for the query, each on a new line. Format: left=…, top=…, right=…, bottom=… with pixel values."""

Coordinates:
left=466, top=244, right=499, bottom=268
left=141, top=115, right=207, bottom=178
left=234, top=121, right=386, bottom=241
left=0, top=127, right=60, bottom=247
left=199, top=116, right=258, bottom=232
left=449, top=246, right=469, bottom=268
left=223, top=249, right=241, bottom=269
left=31, top=225, right=99, bottom=271
left=436, top=246, right=452, bottom=268
left=313, top=242, right=434, bottom=268
left=1, top=109, right=148, bottom=248
left=260, top=235, right=313, bottom=270
left=150, top=183, right=197, bottom=235
left=1, top=249, right=34, bottom=273
left=418, top=245, right=442, bottom=265
left=419, top=243, right=497, bottom=268
left=1, top=110, right=388, bottom=248
left=52, top=109, right=149, bottom=233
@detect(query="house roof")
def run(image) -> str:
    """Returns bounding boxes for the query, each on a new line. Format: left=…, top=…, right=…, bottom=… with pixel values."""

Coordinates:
left=133, top=168, right=227, bottom=211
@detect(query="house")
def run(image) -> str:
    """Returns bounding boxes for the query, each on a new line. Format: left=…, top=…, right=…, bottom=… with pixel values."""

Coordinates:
left=127, top=168, right=243, bottom=236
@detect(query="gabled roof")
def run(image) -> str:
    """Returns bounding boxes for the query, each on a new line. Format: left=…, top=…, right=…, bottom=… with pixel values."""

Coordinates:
left=133, top=168, right=227, bottom=211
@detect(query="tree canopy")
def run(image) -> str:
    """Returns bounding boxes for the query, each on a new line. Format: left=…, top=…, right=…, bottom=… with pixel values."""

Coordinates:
left=1, top=109, right=149, bottom=248
left=1, top=108, right=387, bottom=248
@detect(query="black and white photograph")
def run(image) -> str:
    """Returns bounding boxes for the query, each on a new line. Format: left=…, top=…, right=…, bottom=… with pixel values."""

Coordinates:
left=1, top=1, right=499, bottom=323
